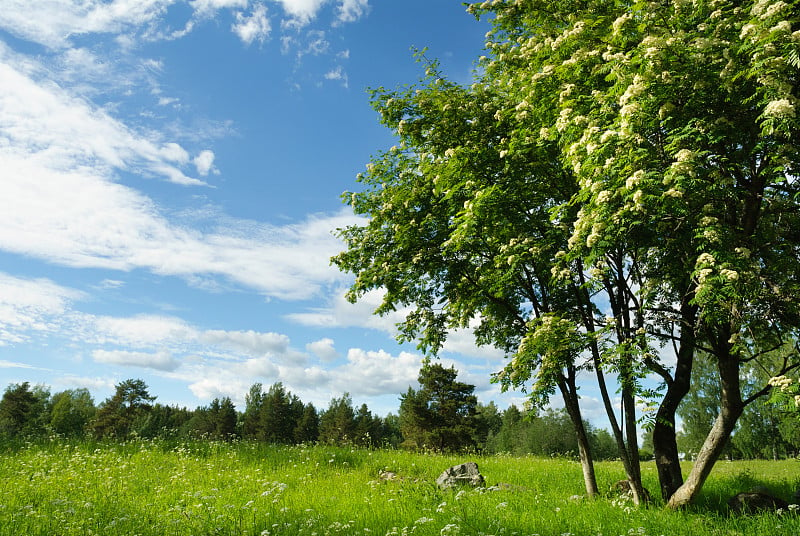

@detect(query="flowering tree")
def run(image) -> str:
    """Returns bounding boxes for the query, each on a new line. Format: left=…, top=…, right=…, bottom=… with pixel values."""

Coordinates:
left=466, top=0, right=800, bottom=507
left=336, top=0, right=800, bottom=508
left=334, top=55, right=605, bottom=496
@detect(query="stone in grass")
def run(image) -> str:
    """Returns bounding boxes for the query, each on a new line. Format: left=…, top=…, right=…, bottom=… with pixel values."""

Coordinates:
left=436, top=462, right=485, bottom=490
left=728, top=490, right=789, bottom=513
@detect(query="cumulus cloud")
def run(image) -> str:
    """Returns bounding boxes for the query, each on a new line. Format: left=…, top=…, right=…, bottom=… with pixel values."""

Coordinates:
left=232, top=3, right=271, bottom=45
left=193, top=150, right=216, bottom=175
left=330, top=348, right=421, bottom=396
left=306, top=337, right=339, bottom=361
left=274, top=0, right=328, bottom=27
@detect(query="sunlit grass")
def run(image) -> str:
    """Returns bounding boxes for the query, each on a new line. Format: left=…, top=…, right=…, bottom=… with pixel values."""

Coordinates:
left=0, top=439, right=798, bottom=535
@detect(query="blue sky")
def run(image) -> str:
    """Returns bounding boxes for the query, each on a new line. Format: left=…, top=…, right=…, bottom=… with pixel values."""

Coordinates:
left=0, top=0, right=612, bottom=420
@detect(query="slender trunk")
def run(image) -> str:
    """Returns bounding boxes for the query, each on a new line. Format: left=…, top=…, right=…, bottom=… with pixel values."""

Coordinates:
left=622, top=374, right=647, bottom=504
left=666, top=345, right=743, bottom=509
left=558, top=376, right=599, bottom=497
left=575, top=282, right=633, bottom=480
left=653, top=299, right=697, bottom=501
left=575, top=266, right=642, bottom=502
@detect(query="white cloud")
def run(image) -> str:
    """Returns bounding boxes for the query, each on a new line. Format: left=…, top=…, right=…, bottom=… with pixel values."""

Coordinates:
left=0, top=272, right=84, bottom=345
left=336, top=0, right=369, bottom=24
left=0, top=0, right=174, bottom=49
left=302, top=30, right=330, bottom=55
left=330, top=348, right=421, bottom=396
left=161, top=142, right=191, bottom=164
left=0, top=44, right=204, bottom=186
left=187, top=374, right=253, bottom=403
left=91, top=315, right=195, bottom=347
left=0, top=359, right=40, bottom=369
left=239, top=356, right=281, bottom=377
left=193, top=150, right=216, bottom=175
left=324, top=65, right=348, bottom=87
left=200, top=330, right=290, bottom=356
left=57, top=375, right=117, bottom=392
left=232, top=3, right=271, bottom=45
left=191, top=0, right=248, bottom=16
left=306, top=337, right=338, bottom=361
left=440, top=326, right=506, bottom=360
left=93, top=349, right=181, bottom=371
left=274, top=0, right=327, bottom=27
left=0, top=46, right=363, bottom=300
left=287, top=287, right=407, bottom=332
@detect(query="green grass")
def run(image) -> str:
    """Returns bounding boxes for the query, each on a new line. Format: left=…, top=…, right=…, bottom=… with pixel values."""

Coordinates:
left=0, top=439, right=798, bottom=536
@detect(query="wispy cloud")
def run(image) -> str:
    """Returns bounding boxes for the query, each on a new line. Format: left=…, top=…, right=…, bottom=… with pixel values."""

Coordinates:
left=336, top=0, right=370, bottom=24
left=0, top=43, right=361, bottom=299
left=0, top=43, right=207, bottom=186
left=0, top=273, right=85, bottom=346
left=0, top=0, right=174, bottom=49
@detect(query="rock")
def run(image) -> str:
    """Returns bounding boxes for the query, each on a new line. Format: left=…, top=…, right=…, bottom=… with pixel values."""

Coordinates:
left=728, top=491, right=789, bottom=513
left=379, top=470, right=399, bottom=481
left=436, top=462, right=485, bottom=489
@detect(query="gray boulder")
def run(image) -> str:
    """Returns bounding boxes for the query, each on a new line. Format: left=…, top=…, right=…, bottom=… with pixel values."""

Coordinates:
left=436, top=462, right=485, bottom=489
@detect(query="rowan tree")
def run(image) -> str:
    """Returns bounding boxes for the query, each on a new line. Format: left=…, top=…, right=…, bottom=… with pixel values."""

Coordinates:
left=336, top=0, right=800, bottom=507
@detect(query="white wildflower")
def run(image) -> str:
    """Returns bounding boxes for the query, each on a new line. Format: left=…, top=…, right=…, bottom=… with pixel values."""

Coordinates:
left=720, top=268, right=739, bottom=281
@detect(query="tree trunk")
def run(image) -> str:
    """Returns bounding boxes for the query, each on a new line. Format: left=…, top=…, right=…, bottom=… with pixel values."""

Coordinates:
left=558, top=376, right=599, bottom=498
left=666, top=347, right=743, bottom=509
left=622, top=380, right=647, bottom=504
left=653, top=299, right=697, bottom=501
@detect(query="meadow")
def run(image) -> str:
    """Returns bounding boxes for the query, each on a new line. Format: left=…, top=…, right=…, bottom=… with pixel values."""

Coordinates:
left=0, top=439, right=798, bottom=536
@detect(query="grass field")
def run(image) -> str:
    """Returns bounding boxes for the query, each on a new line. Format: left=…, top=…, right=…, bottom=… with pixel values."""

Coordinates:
left=0, top=439, right=798, bottom=536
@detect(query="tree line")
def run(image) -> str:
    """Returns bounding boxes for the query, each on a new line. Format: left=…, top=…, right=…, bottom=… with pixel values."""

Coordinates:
left=0, top=362, right=611, bottom=458
left=3, top=360, right=798, bottom=460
